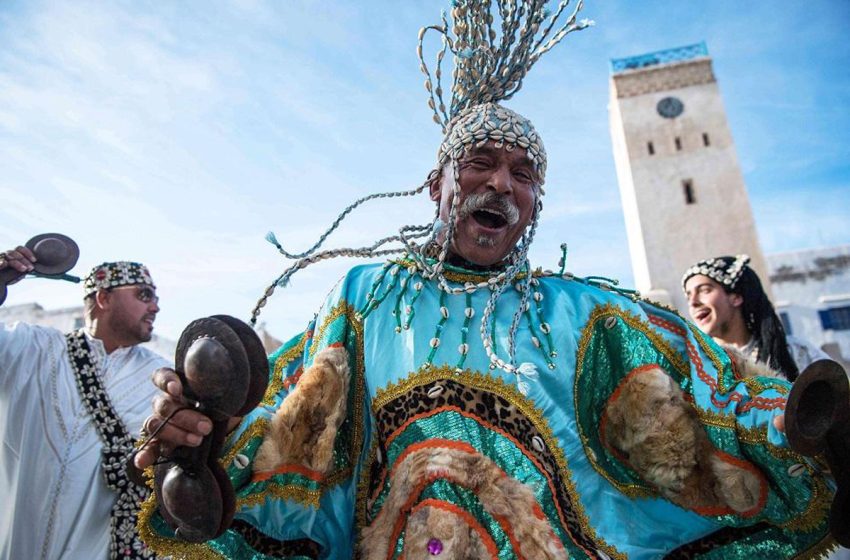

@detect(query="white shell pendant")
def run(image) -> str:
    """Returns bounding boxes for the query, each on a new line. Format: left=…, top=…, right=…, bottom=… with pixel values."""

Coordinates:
left=232, top=454, right=250, bottom=470
left=516, top=362, right=539, bottom=396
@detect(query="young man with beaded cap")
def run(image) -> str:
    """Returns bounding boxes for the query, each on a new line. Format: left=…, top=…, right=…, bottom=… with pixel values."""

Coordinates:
left=0, top=251, right=168, bottom=559
left=136, top=1, right=837, bottom=558
left=683, top=254, right=829, bottom=382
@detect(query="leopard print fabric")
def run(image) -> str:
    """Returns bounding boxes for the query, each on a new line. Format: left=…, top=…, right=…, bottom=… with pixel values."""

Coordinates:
left=369, top=376, right=601, bottom=556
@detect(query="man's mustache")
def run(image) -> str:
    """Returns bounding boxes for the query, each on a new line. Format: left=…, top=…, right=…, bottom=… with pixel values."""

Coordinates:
left=457, top=192, right=520, bottom=225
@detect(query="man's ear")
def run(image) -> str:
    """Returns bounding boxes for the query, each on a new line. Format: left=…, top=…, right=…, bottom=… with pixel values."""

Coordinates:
left=429, top=171, right=443, bottom=203
left=729, top=293, right=744, bottom=308
left=94, top=289, right=111, bottom=311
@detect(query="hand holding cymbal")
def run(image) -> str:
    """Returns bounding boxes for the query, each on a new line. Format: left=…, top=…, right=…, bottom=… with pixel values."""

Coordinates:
left=0, top=233, right=80, bottom=305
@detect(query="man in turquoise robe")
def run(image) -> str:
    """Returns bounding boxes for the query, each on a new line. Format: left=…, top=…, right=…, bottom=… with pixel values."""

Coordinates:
left=134, top=2, right=836, bottom=558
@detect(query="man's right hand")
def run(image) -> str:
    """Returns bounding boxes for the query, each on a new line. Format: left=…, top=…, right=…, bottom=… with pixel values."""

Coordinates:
left=0, top=246, right=36, bottom=279
left=133, top=367, right=214, bottom=470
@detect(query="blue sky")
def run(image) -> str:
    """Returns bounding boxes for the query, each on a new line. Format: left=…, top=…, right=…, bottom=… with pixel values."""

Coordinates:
left=1, top=1, right=848, bottom=342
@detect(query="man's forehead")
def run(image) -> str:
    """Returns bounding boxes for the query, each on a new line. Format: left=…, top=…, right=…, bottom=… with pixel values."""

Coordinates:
left=685, top=275, right=721, bottom=291
left=463, top=142, right=533, bottom=165
left=111, top=284, right=156, bottom=294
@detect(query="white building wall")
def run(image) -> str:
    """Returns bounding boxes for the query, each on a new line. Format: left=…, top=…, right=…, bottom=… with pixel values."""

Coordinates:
left=768, top=245, right=850, bottom=366
left=0, top=302, right=176, bottom=360
left=609, top=49, right=770, bottom=313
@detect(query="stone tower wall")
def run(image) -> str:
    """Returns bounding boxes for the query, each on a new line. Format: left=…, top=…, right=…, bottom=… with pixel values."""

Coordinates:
left=609, top=52, right=771, bottom=313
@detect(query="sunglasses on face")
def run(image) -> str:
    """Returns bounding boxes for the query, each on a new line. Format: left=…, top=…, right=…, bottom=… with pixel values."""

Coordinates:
left=110, top=285, right=159, bottom=304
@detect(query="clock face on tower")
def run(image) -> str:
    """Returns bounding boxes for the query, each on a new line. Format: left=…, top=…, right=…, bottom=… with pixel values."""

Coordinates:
left=656, top=96, right=684, bottom=119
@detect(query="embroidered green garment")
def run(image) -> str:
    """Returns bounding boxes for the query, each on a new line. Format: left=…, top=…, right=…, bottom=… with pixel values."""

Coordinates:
left=139, top=259, right=834, bottom=559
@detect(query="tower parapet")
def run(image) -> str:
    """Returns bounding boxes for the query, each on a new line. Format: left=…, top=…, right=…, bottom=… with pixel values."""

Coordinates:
left=608, top=42, right=771, bottom=312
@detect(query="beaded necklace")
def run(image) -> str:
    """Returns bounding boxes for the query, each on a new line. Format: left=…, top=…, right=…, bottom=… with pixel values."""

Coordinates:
left=251, top=1, right=596, bottom=382
left=348, top=249, right=639, bottom=395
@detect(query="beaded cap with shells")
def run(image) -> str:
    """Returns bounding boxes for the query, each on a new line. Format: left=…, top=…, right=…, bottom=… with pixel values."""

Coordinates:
left=682, top=255, right=751, bottom=291
left=252, top=1, right=593, bottom=377
left=419, top=0, right=593, bottom=182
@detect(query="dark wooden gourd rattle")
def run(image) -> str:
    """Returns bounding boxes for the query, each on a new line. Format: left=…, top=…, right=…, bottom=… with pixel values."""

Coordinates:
left=153, top=315, right=268, bottom=543
left=784, top=359, right=850, bottom=546
left=0, top=233, right=80, bottom=305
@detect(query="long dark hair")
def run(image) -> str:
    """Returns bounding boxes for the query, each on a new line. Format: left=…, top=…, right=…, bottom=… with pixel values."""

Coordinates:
left=731, top=265, right=800, bottom=381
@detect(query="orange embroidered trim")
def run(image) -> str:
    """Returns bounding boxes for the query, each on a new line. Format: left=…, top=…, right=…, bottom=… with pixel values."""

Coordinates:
left=386, top=472, right=466, bottom=560
left=409, top=499, right=500, bottom=559
left=282, top=365, right=303, bottom=390
left=597, top=363, right=770, bottom=519
left=738, top=396, right=786, bottom=414
left=379, top=441, right=556, bottom=560
left=393, top=438, right=477, bottom=467
left=380, top=405, right=574, bottom=545
left=374, top=365, right=618, bottom=559
left=650, top=313, right=746, bottom=410
left=490, top=512, right=527, bottom=560
left=651, top=314, right=786, bottom=413
left=598, top=364, right=664, bottom=466
left=726, top=349, right=744, bottom=381
left=709, top=450, right=769, bottom=518
left=252, top=463, right=326, bottom=483
left=384, top=405, right=569, bottom=524
left=647, top=314, right=686, bottom=337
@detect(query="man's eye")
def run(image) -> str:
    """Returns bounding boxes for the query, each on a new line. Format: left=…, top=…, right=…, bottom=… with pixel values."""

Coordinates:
left=513, top=170, right=534, bottom=182
left=138, top=289, right=154, bottom=302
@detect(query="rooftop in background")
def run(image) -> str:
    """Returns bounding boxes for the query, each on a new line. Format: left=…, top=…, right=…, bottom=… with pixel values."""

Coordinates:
left=610, top=42, right=709, bottom=74
left=0, top=302, right=284, bottom=358
left=0, top=302, right=178, bottom=359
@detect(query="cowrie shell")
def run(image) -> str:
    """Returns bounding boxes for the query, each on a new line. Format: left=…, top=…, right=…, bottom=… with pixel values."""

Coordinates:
left=532, top=436, right=545, bottom=453
left=787, top=463, right=806, bottom=477
left=428, top=385, right=444, bottom=399
left=233, top=454, right=250, bottom=470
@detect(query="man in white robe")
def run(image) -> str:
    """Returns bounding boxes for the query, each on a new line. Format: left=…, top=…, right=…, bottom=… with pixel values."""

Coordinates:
left=0, top=249, right=170, bottom=560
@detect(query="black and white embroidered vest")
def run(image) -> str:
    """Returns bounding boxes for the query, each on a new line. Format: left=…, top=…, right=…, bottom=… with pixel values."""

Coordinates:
left=66, top=330, right=155, bottom=559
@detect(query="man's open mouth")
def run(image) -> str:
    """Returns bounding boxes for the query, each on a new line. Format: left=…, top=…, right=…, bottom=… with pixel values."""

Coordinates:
left=693, top=309, right=710, bottom=323
left=472, top=208, right=508, bottom=229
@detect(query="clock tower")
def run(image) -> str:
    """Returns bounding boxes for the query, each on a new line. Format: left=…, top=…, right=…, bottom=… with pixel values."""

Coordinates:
left=608, top=42, right=771, bottom=313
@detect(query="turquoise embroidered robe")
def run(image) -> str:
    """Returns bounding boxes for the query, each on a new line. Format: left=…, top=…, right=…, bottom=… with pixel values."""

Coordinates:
left=140, top=260, right=833, bottom=559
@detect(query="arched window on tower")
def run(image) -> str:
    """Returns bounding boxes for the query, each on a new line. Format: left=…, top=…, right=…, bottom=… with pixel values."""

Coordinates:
left=675, top=136, right=682, bottom=151
left=682, top=179, right=695, bottom=204
left=647, top=141, right=655, bottom=155
left=702, top=132, right=710, bottom=146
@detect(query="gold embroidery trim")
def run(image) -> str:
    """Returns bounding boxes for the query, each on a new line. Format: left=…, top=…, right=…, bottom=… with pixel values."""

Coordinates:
left=355, top=437, right=380, bottom=540
left=685, top=322, right=789, bottom=397
left=372, top=364, right=626, bottom=560
left=263, top=331, right=310, bottom=406
left=222, top=418, right=269, bottom=467
left=795, top=533, right=839, bottom=560
left=312, top=301, right=366, bottom=490
left=241, top=300, right=365, bottom=510
left=574, top=303, right=689, bottom=498
left=694, top=408, right=738, bottom=430
left=238, top=484, right=323, bottom=510
left=137, top=495, right=225, bottom=560
left=733, top=423, right=830, bottom=532
left=139, top=301, right=367, bottom=553
left=780, top=475, right=832, bottom=533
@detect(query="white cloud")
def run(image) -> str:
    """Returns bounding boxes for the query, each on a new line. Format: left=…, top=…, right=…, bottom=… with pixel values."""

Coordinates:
left=1, top=0, right=847, bottom=345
